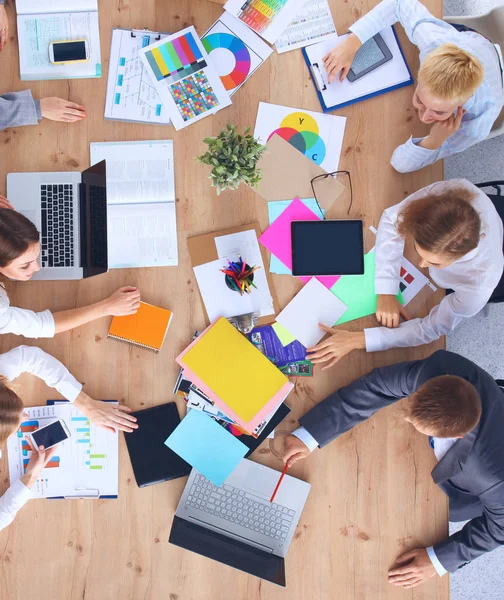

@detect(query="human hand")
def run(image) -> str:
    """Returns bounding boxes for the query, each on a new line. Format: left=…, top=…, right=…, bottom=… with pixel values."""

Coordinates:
left=306, top=325, right=366, bottom=369
left=282, top=435, right=310, bottom=467
left=376, top=295, right=411, bottom=328
left=0, top=195, right=13, bottom=210
left=73, top=392, right=138, bottom=433
left=322, top=33, right=362, bottom=83
left=0, top=4, right=8, bottom=51
left=21, top=445, right=58, bottom=488
left=388, top=548, right=438, bottom=589
left=40, top=97, right=87, bottom=123
left=422, top=107, right=466, bottom=149
left=103, top=286, right=141, bottom=316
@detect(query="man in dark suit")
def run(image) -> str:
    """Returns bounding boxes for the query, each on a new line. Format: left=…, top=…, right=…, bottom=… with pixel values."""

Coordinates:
left=283, top=350, right=504, bottom=589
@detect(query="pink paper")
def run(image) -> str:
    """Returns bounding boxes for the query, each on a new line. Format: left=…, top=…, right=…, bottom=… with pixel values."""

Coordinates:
left=259, top=197, right=340, bottom=289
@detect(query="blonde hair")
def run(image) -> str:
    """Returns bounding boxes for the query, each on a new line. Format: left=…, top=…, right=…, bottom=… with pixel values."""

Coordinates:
left=418, top=43, right=484, bottom=102
left=0, top=376, right=23, bottom=446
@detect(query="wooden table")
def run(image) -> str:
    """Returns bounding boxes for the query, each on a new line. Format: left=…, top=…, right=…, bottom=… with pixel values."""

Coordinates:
left=0, top=1, right=449, bottom=598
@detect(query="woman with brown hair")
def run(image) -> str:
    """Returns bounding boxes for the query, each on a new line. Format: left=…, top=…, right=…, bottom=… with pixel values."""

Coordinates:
left=305, top=179, right=504, bottom=368
left=0, top=344, right=137, bottom=530
left=0, top=204, right=140, bottom=338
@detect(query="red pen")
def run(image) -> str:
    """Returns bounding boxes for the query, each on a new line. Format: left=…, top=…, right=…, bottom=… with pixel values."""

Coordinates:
left=270, top=463, right=289, bottom=503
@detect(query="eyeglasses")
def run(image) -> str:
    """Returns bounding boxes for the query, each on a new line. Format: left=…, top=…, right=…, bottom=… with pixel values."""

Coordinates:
left=310, top=170, right=353, bottom=219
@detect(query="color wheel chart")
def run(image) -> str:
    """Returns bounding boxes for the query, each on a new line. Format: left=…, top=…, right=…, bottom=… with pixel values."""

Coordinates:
left=202, top=33, right=251, bottom=91
left=268, top=111, right=326, bottom=165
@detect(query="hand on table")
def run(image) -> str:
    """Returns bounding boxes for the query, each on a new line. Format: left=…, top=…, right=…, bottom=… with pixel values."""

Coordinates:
left=102, top=286, right=141, bottom=316
left=282, top=435, right=310, bottom=468
left=73, top=391, right=138, bottom=433
left=388, top=548, right=438, bottom=589
left=21, top=445, right=58, bottom=488
left=376, top=295, right=411, bottom=328
left=306, top=325, right=366, bottom=369
left=322, top=33, right=362, bottom=83
left=0, top=195, right=13, bottom=210
left=40, top=97, right=87, bottom=123
left=0, top=4, right=9, bottom=51
left=420, top=107, right=466, bottom=150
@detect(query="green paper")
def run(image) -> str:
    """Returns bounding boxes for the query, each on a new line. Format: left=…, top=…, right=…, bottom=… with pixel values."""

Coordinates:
left=272, top=321, right=296, bottom=346
left=330, top=252, right=404, bottom=325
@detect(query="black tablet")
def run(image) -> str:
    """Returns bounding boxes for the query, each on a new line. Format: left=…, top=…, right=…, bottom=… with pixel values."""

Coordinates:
left=347, top=33, right=393, bottom=82
left=291, top=220, right=364, bottom=276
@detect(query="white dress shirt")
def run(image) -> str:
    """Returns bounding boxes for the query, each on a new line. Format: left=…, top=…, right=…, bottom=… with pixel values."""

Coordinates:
left=349, top=0, right=504, bottom=173
left=0, top=284, right=55, bottom=338
left=365, top=179, right=504, bottom=353
left=0, top=345, right=83, bottom=531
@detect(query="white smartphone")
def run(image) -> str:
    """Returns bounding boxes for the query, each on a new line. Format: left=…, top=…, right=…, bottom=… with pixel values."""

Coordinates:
left=49, top=39, right=90, bottom=64
left=28, top=419, right=71, bottom=450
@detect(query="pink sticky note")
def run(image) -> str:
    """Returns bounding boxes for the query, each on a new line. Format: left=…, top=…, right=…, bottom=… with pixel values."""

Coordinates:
left=259, top=197, right=340, bottom=289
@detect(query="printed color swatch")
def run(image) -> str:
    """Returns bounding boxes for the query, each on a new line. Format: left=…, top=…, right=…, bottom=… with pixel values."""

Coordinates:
left=202, top=32, right=251, bottom=90
left=237, top=0, right=290, bottom=34
left=169, top=72, right=219, bottom=122
left=144, top=32, right=207, bottom=84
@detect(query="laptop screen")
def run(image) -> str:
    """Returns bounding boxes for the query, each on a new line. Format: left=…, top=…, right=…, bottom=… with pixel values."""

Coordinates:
left=80, top=160, right=108, bottom=278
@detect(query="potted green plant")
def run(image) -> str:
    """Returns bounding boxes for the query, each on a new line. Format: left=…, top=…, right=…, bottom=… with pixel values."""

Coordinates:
left=197, top=125, right=265, bottom=195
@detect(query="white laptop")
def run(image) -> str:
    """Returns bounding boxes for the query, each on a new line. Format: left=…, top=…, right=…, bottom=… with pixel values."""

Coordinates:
left=7, top=161, right=108, bottom=280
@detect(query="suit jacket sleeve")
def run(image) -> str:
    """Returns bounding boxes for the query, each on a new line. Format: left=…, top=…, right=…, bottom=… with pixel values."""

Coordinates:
left=434, top=480, right=504, bottom=572
left=0, top=90, right=41, bottom=130
left=299, top=359, right=424, bottom=447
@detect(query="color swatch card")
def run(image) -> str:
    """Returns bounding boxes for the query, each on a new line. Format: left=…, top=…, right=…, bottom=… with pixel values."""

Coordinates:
left=254, top=102, right=346, bottom=172
left=259, top=197, right=339, bottom=289
left=399, top=256, right=434, bottom=305
left=139, top=26, right=232, bottom=130
left=176, top=317, right=294, bottom=433
left=276, top=277, right=347, bottom=347
left=202, top=12, right=272, bottom=96
left=275, top=0, right=336, bottom=53
left=165, top=410, right=248, bottom=487
left=225, top=0, right=304, bottom=44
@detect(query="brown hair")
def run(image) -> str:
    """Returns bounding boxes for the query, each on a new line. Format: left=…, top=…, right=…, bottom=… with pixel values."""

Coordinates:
left=0, top=376, right=23, bottom=445
left=405, top=375, right=482, bottom=437
left=397, top=189, right=481, bottom=260
left=0, top=209, right=40, bottom=267
left=418, top=43, right=484, bottom=102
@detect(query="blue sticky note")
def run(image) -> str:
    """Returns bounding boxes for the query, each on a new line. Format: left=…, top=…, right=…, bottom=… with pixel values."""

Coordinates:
left=267, top=199, right=324, bottom=275
left=165, top=410, right=248, bottom=487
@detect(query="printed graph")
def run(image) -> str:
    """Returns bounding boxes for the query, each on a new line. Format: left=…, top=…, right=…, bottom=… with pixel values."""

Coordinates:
left=17, top=419, right=62, bottom=473
left=70, top=415, right=109, bottom=471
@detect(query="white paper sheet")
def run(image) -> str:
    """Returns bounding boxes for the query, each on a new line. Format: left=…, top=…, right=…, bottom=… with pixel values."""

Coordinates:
left=400, top=256, right=436, bottom=305
left=254, top=101, right=346, bottom=172
left=17, top=10, right=101, bottom=80
left=105, top=29, right=171, bottom=124
left=276, top=277, right=347, bottom=347
left=202, top=12, right=272, bottom=96
left=304, top=27, right=412, bottom=110
left=17, top=0, right=97, bottom=14
left=7, top=403, right=118, bottom=499
left=139, top=26, right=232, bottom=131
left=224, top=0, right=305, bottom=44
left=275, top=0, right=336, bottom=53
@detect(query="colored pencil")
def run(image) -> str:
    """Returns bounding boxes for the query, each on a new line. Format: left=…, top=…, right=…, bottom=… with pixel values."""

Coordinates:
left=270, top=463, right=289, bottom=503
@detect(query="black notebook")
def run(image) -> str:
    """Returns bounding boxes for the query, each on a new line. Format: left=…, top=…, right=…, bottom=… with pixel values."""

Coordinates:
left=124, top=403, right=191, bottom=487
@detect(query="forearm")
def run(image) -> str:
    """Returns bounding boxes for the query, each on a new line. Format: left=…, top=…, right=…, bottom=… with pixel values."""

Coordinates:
left=390, top=137, right=442, bottom=173
left=0, top=91, right=41, bottom=130
left=53, top=301, right=109, bottom=334
left=0, top=480, right=33, bottom=531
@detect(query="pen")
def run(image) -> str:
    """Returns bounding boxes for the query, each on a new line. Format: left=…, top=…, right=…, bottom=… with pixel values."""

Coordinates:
left=270, top=463, right=289, bottom=503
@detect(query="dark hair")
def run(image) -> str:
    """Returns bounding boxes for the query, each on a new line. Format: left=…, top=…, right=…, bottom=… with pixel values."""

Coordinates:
left=0, top=376, right=24, bottom=445
left=0, top=209, right=40, bottom=267
left=405, top=375, right=482, bottom=437
left=397, top=189, right=481, bottom=260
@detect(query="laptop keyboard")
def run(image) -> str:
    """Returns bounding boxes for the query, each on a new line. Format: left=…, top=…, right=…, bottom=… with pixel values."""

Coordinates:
left=40, top=184, right=74, bottom=268
left=186, top=473, right=295, bottom=543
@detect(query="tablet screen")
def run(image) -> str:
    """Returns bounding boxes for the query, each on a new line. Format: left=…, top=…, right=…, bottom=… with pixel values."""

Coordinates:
left=351, top=37, right=386, bottom=76
left=291, top=220, right=364, bottom=276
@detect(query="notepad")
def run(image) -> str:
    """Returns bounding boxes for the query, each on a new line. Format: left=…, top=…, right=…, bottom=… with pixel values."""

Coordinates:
left=176, top=317, right=294, bottom=433
left=108, top=302, right=173, bottom=353
left=165, top=410, right=248, bottom=487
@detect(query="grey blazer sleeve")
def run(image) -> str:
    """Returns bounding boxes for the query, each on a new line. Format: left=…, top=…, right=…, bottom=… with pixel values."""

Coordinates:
left=299, top=358, right=425, bottom=447
left=434, top=481, right=504, bottom=572
left=0, top=90, right=42, bottom=130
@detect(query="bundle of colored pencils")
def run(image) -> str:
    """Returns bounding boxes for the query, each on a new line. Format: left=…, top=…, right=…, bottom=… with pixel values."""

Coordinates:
left=221, top=257, right=260, bottom=295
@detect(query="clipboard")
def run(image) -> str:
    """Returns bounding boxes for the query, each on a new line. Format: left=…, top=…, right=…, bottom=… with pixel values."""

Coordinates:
left=188, top=223, right=280, bottom=327
left=254, top=134, right=346, bottom=212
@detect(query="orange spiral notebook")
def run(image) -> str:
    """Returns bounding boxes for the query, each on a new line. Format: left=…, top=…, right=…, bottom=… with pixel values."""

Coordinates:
left=108, top=302, right=173, bottom=353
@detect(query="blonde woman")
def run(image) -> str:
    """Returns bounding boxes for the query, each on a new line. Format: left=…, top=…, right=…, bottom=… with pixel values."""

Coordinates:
left=322, top=0, right=504, bottom=172
left=0, top=344, right=137, bottom=530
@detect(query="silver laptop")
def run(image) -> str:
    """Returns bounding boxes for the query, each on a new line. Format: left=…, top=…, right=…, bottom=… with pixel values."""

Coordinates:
left=6, top=161, right=108, bottom=280
left=169, top=459, right=311, bottom=587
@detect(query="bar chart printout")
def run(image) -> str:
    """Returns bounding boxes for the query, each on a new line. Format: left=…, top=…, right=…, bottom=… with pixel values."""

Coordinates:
left=7, top=404, right=119, bottom=498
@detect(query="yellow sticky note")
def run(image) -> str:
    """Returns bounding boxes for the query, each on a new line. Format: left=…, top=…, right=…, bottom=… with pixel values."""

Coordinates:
left=182, top=318, right=288, bottom=423
left=272, top=322, right=296, bottom=346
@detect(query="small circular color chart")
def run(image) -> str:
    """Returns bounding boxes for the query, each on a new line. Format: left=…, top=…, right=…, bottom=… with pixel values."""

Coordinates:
left=268, top=111, right=327, bottom=165
left=202, top=33, right=251, bottom=91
